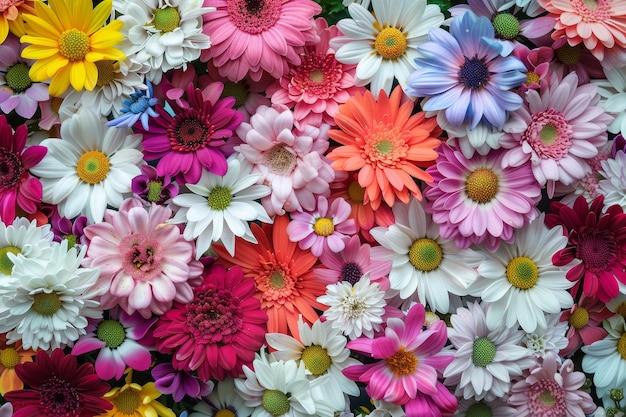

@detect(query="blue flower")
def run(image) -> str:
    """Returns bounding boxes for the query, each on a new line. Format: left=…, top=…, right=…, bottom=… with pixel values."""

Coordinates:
left=107, top=81, right=159, bottom=130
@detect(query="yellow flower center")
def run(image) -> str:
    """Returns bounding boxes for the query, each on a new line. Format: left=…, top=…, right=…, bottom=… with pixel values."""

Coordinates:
left=313, top=217, right=335, bottom=237
left=76, top=150, right=110, bottom=184
left=569, top=307, right=589, bottom=329
left=0, top=348, right=20, bottom=369
left=207, top=187, right=232, bottom=211
left=262, top=390, right=290, bottom=417
left=540, top=124, right=558, bottom=145
left=215, top=410, right=236, bottom=417
left=525, top=71, right=540, bottom=86
left=347, top=181, right=365, bottom=203
left=408, top=238, right=442, bottom=272
left=374, top=27, right=407, bottom=60
left=616, top=302, right=626, bottom=318
left=153, top=7, right=181, bottom=32
left=269, top=271, right=286, bottom=289
left=95, top=60, right=116, bottom=87
left=618, top=333, right=626, bottom=360
left=58, top=28, right=90, bottom=61
left=301, top=345, right=332, bottom=376
left=32, top=292, right=62, bottom=316
left=506, top=256, right=538, bottom=290
left=465, top=168, right=499, bottom=204
left=0, top=246, right=20, bottom=275
left=386, top=346, right=417, bottom=376
left=556, top=43, right=581, bottom=66
left=114, top=388, right=141, bottom=415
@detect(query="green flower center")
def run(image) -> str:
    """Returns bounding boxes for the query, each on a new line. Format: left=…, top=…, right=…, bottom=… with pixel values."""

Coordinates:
left=386, top=347, right=418, bottom=376
left=97, top=320, right=126, bottom=349
left=466, top=402, right=493, bottom=417
left=472, top=337, right=496, bottom=367
left=301, top=345, right=331, bottom=376
left=269, top=270, right=286, bottom=289
left=506, top=256, right=538, bottom=290
left=569, top=307, right=589, bottom=329
left=33, top=292, right=62, bottom=316
left=313, top=217, right=335, bottom=237
left=63, top=234, right=77, bottom=249
left=222, top=81, right=249, bottom=108
left=207, top=187, right=232, bottom=211
left=76, top=150, right=110, bottom=184
left=59, top=28, right=90, bottom=61
left=262, top=390, right=290, bottom=417
left=539, top=390, right=556, bottom=407
left=0, top=246, right=20, bottom=275
left=114, top=389, right=141, bottom=415
left=309, top=70, right=324, bottom=83
left=492, top=13, right=520, bottom=40
left=5, top=63, right=33, bottom=93
left=374, top=27, right=407, bottom=60
left=556, top=43, right=581, bottom=66
left=408, top=238, right=443, bottom=272
left=153, top=7, right=180, bottom=32
left=147, top=180, right=163, bottom=202
left=376, top=139, right=393, bottom=155
left=540, top=124, right=558, bottom=145
left=465, top=168, right=499, bottom=203
left=0, top=347, right=20, bottom=369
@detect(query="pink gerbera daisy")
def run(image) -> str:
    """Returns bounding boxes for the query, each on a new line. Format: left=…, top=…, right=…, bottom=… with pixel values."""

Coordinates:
left=135, top=82, right=244, bottom=184
left=423, top=142, right=542, bottom=251
left=0, top=114, right=46, bottom=223
left=559, top=295, right=613, bottom=357
left=82, top=197, right=204, bottom=318
left=342, top=303, right=454, bottom=407
left=201, top=0, right=321, bottom=82
left=154, top=264, right=268, bottom=382
left=500, top=71, right=613, bottom=197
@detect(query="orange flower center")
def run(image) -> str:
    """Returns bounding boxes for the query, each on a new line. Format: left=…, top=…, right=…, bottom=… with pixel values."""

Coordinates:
left=386, top=346, right=417, bottom=376
left=76, top=150, right=110, bottom=184
left=59, top=28, right=90, bottom=61
left=0, top=347, right=20, bottom=369
left=465, top=167, right=499, bottom=203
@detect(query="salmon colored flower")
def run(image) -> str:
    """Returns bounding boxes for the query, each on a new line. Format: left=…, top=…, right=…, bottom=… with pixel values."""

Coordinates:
left=0, top=335, right=35, bottom=396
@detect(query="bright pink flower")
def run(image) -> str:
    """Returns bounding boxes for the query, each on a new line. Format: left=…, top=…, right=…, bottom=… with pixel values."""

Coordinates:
left=83, top=198, right=204, bottom=318
left=512, top=44, right=554, bottom=91
left=151, top=363, right=212, bottom=402
left=154, top=264, right=268, bottom=382
left=286, top=195, right=357, bottom=257
left=0, top=115, right=46, bottom=223
left=405, top=382, right=458, bottom=417
left=342, top=303, right=454, bottom=406
left=559, top=295, right=613, bottom=357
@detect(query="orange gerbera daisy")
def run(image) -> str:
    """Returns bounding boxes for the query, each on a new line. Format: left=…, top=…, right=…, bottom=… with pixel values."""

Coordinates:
left=0, top=335, right=36, bottom=396
left=327, top=86, right=442, bottom=210
left=213, top=215, right=334, bottom=340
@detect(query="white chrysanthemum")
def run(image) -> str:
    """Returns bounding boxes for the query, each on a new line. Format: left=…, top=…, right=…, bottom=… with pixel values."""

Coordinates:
left=331, top=0, right=444, bottom=95
left=470, top=214, right=576, bottom=333
left=370, top=197, right=483, bottom=313
left=0, top=240, right=103, bottom=350
left=599, top=150, right=626, bottom=210
left=594, top=66, right=626, bottom=136
left=234, top=350, right=334, bottom=417
left=317, top=275, right=387, bottom=340
left=454, top=398, right=516, bottom=417
left=170, top=154, right=271, bottom=258
left=29, top=108, right=144, bottom=223
left=266, top=318, right=361, bottom=411
left=0, top=217, right=53, bottom=277
left=443, top=301, right=536, bottom=401
left=114, top=0, right=213, bottom=83
left=522, top=312, right=569, bottom=358
left=190, top=378, right=252, bottom=417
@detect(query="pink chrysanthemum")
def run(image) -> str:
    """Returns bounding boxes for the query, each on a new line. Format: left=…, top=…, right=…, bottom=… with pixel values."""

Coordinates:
left=512, top=44, right=554, bottom=92
left=559, top=295, right=613, bottom=357
left=154, top=264, right=268, bottom=382
left=500, top=71, right=613, bottom=197
left=82, top=198, right=204, bottom=318
left=343, top=303, right=454, bottom=407
left=423, top=143, right=542, bottom=251
left=135, top=82, right=244, bottom=184
left=286, top=195, right=357, bottom=257
left=508, top=352, right=596, bottom=417
left=201, top=0, right=321, bottom=82
left=267, top=18, right=365, bottom=130
left=0, top=115, right=46, bottom=223
left=235, top=104, right=335, bottom=216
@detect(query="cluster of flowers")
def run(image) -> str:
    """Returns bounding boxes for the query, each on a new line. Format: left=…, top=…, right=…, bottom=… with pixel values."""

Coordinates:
left=1, top=0, right=626, bottom=415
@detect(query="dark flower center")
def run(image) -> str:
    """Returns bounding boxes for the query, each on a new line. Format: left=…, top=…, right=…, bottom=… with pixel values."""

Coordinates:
left=168, top=111, right=216, bottom=152
left=341, top=262, right=363, bottom=285
left=459, top=57, right=490, bottom=89
left=185, top=286, right=243, bottom=344
left=576, top=229, right=618, bottom=272
left=222, top=81, right=249, bottom=108
left=0, top=148, right=24, bottom=192
left=39, top=377, right=81, bottom=417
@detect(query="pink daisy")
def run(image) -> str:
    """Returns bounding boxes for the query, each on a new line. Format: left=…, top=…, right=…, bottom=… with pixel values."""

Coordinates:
left=500, top=71, right=613, bottom=197
left=559, top=295, right=613, bottom=357
left=71, top=308, right=158, bottom=381
left=423, top=142, right=542, bottom=251
left=286, top=195, right=357, bottom=257
left=235, top=103, right=335, bottom=216
left=0, top=114, right=46, bottom=223
left=201, top=0, right=321, bottom=82
left=508, top=352, right=596, bottom=417
left=135, top=81, right=244, bottom=184
left=405, top=382, right=458, bottom=417
left=154, top=264, right=268, bottom=382
left=342, top=303, right=454, bottom=406
left=267, top=18, right=366, bottom=130
left=82, top=197, right=204, bottom=318
left=512, top=44, right=554, bottom=92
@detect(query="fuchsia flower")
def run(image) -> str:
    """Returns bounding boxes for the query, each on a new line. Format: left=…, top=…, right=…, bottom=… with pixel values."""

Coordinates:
left=0, top=114, right=46, bottom=223
left=131, top=164, right=179, bottom=205
left=151, top=363, right=213, bottom=402
left=342, top=303, right=454, bottom=409
left=559, top=295, right=613, bottom=357
left=512, top=44, right=553, bottom=91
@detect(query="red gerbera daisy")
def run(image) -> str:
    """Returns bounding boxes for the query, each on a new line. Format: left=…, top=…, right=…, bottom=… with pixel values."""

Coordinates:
left=153, top=263, right=268, bottom=382
left=3, top=349, right=112, bottom=417
left=546, top=195, right=626, bottom=302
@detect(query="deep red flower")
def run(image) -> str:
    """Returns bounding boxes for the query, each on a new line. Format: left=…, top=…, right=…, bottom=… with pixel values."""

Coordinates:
left=4, top=349, right=112, bottom=417
left=546, top=195, right=626, bottom=302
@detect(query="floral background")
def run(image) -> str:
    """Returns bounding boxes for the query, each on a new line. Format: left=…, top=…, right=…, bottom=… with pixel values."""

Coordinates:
left=0, top=0, right=626, bottom=415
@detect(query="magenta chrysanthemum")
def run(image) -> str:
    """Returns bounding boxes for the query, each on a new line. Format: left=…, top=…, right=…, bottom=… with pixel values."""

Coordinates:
left=201, top=0, right=321, bottom=82
left=153, top=264, right=268, bottom=382
left=135, top=82, right=244, bottom=184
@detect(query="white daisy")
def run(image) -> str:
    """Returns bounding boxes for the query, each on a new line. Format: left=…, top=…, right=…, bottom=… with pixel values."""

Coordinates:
left=317, top=275, right=387, bottom=340
left=29, top=108, right=144, bottom=223
left=331, top=0, right=444, bottom=95
left=454, top=398, right=516, bottom=417
left=521, top=312, right=569, bottom=358
left=190, top=377, right=252, bottom=417
left=599, top=150, right=626, bottom=210
left=114, top=0, right=214, bottom=83
left=266, top=318, right=361, bottom=412
left=594, top=66, right=626, bottom=136
left=582, top=314, right=626, bottom=401
left=370, top=197, right=483, bottom=314
left=170, top=153, right=272, bottom=258
left=470, top=214, right=576, bottom=333
left=0, top=239, right=103, bottom=350
left=0, top=217, right=53, bottom=277
left=443, top=301, right=536, bottom=401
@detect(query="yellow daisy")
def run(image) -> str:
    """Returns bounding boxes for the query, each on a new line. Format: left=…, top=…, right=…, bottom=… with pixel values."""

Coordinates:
left=19, top=0, right=125, bottom=97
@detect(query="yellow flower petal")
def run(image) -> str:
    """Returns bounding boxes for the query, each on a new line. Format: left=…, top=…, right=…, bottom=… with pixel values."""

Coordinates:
left=0, top=17, right=9, bottom=43
left=89, top=22, right=124, bottom=49
left=140, top=383, right=162, bottom=401
left=32, top=0, right=64, bottom=35
left=29, top=55, right=68, bottom=80
left=21, top=13, right=62, bottom=39
left=69, top=60, right=87, bottom=91
left=20, top=34, right=59, bottom=48
left=83, top=60, right=98, bottom=90
left=21, top=43, right=59, bottom=59
left=150, top=401, right=176, bottom=417
left=89, top=0, right=112, bottom=35
left=71, top=0, right=93, bottom=33
left=48, top=65, right=71, bottom=96
left=48, top=0, right=73, bottom=31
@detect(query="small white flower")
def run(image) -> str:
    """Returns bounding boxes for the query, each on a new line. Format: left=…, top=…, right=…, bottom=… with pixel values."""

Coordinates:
left=594, top=66, right=626, bottom=137
left=599, top=150, right=626, bottom=210
left=522, top=312, right=569, bottom=358
left=0, top=217, right=53, bottom=277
